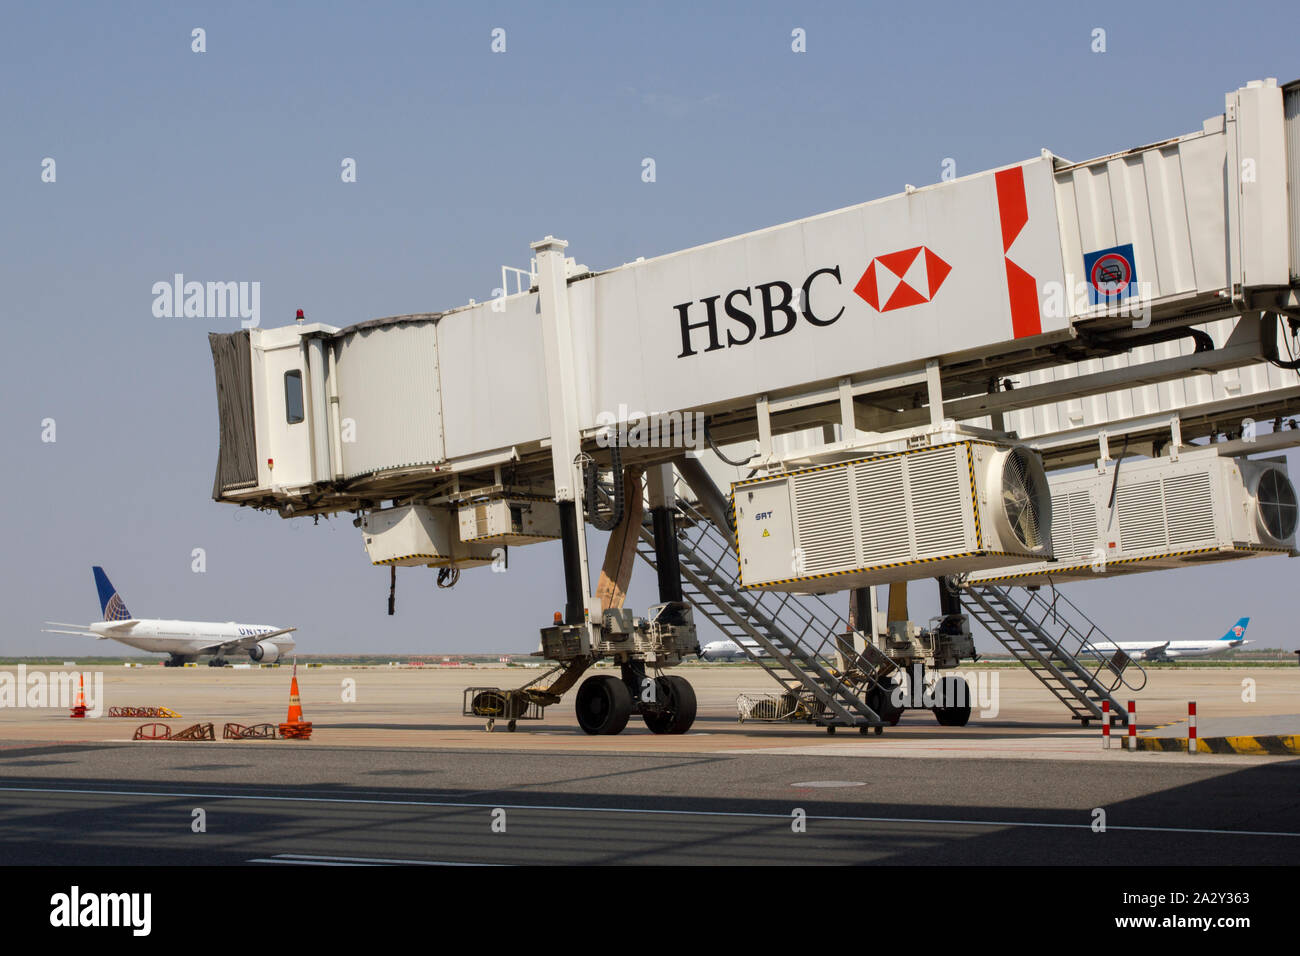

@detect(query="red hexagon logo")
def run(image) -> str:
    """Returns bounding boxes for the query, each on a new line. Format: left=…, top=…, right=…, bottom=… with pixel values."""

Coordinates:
left=853, top=246, right=951, bottom=312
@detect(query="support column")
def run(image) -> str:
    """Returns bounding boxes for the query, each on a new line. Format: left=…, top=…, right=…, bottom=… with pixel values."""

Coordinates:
left=558, top=502, right=586, bottom=625
left=936, top=576, right=962, bottom=618
left=647, top=464, right=683, bottom=603
left=926, top=359, right=945, bottom=429
left=534, top=236, right=597, bottom=637
left=596, top=467, right=645, bottom=612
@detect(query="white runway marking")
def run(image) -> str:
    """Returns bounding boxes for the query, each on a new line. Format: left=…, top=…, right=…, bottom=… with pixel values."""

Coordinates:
left=791, top=781, right=866, bottom=788
left=249, top=853, right=495, bottom=866
left=1, top=785, right=1297, bottom=839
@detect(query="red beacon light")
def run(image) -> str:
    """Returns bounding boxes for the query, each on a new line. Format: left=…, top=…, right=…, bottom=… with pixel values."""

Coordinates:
left=295, top=309, right=305, bottom=322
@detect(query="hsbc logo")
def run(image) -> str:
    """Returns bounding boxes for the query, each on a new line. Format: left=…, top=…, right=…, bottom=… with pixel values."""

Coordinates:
left=853, top=246, right=951, bottom=312
left=674, top=249, right=952, bottom=358
left=675, top=267, right=845, bottom=358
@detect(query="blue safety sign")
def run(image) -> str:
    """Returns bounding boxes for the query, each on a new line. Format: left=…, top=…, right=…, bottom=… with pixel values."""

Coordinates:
left=1083, top=243, right=1137, bottom=305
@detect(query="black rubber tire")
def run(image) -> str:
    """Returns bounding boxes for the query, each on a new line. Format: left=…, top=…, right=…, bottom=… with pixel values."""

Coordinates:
left=575, top=675, right=632, bottom=735
left=930, top=676, right=972, bottom=727
left=642, top=675, right=697, bottom=734
left=867, top=680, right=904, bottom=726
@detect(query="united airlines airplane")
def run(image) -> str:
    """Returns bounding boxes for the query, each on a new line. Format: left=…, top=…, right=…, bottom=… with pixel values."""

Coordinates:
left=1090, top=618, right=1252, bottom=662
left=43, top=567, right=297, bottom=667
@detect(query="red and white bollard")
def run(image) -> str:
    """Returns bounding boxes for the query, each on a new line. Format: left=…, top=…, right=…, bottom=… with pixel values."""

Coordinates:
left=1102, top=700, right=1111, bottom=749
left=1127, top=700, right=1137, bottom=751
left=1188, top=701, right=1197, bottom=755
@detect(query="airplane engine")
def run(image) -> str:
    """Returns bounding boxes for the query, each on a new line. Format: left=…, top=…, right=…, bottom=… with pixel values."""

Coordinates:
left=248, top=641, right=280, bottom=663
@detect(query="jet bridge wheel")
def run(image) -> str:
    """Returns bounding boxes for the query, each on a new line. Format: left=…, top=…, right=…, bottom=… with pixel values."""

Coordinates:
left=866, top=679, right=904, bottom=726
left=642, top=675, right=697, bottom=734
left=931, top=676, right=972, bottom=727
left=575, top=675, right=632, bottom=735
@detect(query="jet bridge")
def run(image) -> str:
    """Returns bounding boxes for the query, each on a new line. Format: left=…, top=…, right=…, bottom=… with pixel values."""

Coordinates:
left=207, top=78, right=1300, bottom=733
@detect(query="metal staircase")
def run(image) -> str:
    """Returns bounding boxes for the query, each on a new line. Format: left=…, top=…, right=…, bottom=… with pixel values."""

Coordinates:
left=961, top=584, right=1146, bottom=725
left=625, top=484, right=893, bottom=728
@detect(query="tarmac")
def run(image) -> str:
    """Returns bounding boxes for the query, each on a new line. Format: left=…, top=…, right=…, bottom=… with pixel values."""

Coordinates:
left=0, top=662, right=1296, bottom=761
left=2, top=663, right=1297, bottom=864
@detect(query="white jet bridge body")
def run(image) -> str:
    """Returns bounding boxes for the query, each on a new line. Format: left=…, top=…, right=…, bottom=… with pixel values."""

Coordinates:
left=214, top=78, right=1297, bottom=507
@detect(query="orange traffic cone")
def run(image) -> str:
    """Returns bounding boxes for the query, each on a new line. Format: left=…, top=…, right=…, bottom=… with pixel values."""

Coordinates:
left=278, top=664, right=312, bottom=739
left=70, top=674, right=87, bottom=719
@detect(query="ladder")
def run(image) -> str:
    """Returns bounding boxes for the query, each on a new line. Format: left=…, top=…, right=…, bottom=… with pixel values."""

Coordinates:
left=627, top=483, right=892, bottom=727
left=961, top=584, right=1146, bottom=725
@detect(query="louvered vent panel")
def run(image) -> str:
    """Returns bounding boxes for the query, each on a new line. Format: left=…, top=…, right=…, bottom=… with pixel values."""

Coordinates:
left=1116, top=481, right=1167, bottom=551
left=908, top=449, right=968, bottom=557
left=854, top=457, right=910, bottom=564
left=1051, top=490, right=1098, bottom=562
left=792, top=468, right=857, bottom=574
left=1162, top=473, right=1215, bottom=546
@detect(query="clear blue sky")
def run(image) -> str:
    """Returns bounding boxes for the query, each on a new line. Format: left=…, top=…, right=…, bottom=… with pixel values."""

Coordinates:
left=2, top=1, right=1297, bottom=655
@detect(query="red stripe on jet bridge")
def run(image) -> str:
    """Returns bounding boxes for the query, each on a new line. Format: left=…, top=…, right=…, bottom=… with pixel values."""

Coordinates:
left=994, top=167, right=1028, bottom=252
left=1004, top=258, right=1041, bottom=338
left=994, top=165, right=1041, bottom=338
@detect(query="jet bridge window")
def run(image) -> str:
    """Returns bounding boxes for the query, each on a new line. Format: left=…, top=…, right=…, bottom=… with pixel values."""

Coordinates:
left=284, top=370, right=305, bottom=424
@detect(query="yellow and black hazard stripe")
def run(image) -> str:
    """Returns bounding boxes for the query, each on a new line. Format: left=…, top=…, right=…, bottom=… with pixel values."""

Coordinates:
left=966, top=443, right=984, bottom=551
left=972, top=544, right=1291, bottom=584
left=728, top=495, right=746, bottom=587
left=1135, top=734, right=1300, bottom=755
left=740, top=549, right=1025, bottom=590
left=371, top=553, right=454, bottom=567
left=460, top=531, right=560, bottom=544
left=729, top=438, right=1001, bottom=490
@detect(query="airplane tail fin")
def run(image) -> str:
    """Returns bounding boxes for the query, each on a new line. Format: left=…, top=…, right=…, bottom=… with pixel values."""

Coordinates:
left=1221, top=617, right=1250, bottom=642
left=93, top=566, right=131, bottom=621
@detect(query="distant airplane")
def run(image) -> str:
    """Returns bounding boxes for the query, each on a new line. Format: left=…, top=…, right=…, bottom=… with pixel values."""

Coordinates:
left=699, top=639, right=770, bottom=661
left=42, top=566, right=297, bottom=667
left=1091, top=617, right=1252, bottom=662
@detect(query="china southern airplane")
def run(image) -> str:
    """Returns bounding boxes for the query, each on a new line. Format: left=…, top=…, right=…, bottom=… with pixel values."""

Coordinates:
left=42, top=567, right=297, bottom=667
left=1090, top=618, right=1252, bottom=662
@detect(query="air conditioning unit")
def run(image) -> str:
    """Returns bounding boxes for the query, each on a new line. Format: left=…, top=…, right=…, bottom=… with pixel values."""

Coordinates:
left=966, top=450, right=1298, bottom=586
left=732, top=440, right=1052, bottom=592
left=457, top=497, right=561, bottom=545
left=361, top=504, right=496, bottom=568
